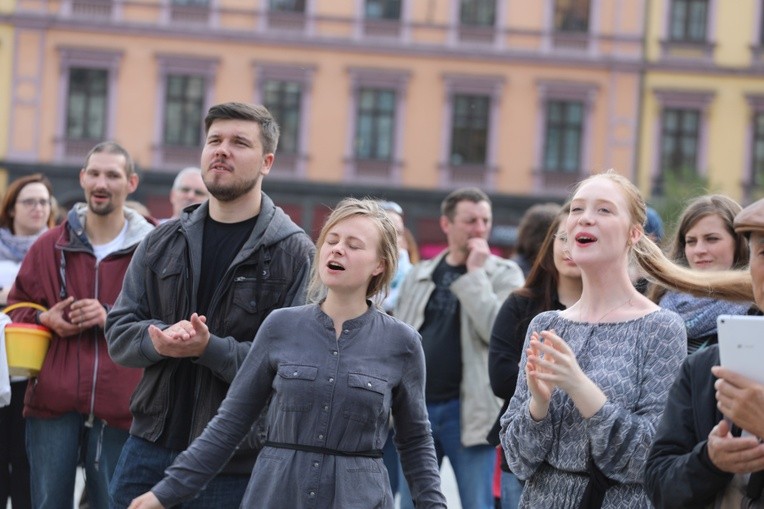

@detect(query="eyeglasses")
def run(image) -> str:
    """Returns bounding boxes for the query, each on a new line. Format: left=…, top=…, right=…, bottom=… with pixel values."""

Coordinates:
left=18, top=198, right=51, bottom=209
left=177, top=187, right=207, bottom=198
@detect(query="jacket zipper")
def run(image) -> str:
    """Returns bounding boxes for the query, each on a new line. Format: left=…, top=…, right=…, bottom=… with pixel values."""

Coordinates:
left=86, top=258, right=100, bottom=428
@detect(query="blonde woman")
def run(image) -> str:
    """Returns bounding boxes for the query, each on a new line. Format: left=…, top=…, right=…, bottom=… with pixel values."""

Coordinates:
left=128, top=199, right=446, bottom=509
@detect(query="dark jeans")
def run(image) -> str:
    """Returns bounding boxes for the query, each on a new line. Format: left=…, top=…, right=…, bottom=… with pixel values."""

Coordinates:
left=382, top=428, right=399, bottom=495
left=109, top=435, right=249, bottom=509
left=0, top=381, right=31, bottom=509
left=26, top=412, right=128, bottom=509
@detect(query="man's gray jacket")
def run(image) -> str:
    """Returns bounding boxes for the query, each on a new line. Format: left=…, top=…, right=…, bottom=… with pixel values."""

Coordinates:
left=105, top=193, right=315, bottom=473
left=395, top=250, right=524, bottom=447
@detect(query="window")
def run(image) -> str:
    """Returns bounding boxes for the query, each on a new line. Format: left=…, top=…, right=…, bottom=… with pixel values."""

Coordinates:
left=459, top=0, right=495, bottom=26
left=255, top=63, right=313, bottom=177
left=163, top=74, right=205, bottom=147
left=66, top=68, right=107, bottom=142
left=365, top=0, right=400, bottom=20
left=554, top=0, right=590, bottom=33
left=354, top=88, right=396, bottom=160
left=660, top=108, right=700, bottom=174
left=669, top=0, right=708, bottom=42
left=170, top=0, right=209, bottom=23
left=55, top=48, right=122, bottom=161
left=267, top=0, right=307, bottom=30
left=534, top=80, right=597, bottom=194
left=345, top=67, right=409, bottom=183
left=262, top=80, right=302, bottom=156
left=752, top=111, right=764, bottom=187
left=543, top=101, right=583, bottom=172
left=270, top=0, right=304, bottom=12
left=440, top=74, right=503, bottom=187
left=450, top=94, right=490, bottom=165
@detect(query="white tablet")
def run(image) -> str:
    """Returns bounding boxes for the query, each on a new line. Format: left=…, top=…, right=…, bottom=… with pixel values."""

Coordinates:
left=717, top=315, right=764, bottom=384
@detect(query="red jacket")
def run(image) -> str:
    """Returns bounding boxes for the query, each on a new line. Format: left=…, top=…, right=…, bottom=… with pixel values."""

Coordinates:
left=8, top=205, right=154, bottom=430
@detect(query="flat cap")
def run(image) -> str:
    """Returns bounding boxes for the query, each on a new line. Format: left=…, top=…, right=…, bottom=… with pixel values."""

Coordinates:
left=734, top=198, right=764, bottom=235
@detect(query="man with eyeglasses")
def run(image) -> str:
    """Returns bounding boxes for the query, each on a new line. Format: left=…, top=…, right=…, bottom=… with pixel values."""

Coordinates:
left=7, top=141, right=155, bottom=509
left=160, top=167, right=208, bottom=223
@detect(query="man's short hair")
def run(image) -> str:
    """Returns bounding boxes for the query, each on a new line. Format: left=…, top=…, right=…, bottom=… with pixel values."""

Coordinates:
left=203, top=102, right=280, bottom=155
left=441, top=187, right=491, bottom=221
left=83, top=141, right=134, bottom=177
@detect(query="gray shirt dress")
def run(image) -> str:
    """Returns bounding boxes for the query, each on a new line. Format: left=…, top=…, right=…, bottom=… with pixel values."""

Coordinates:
left=152, top=304, right=446, bottom=508
left=500, top=309, right=686, bottom=508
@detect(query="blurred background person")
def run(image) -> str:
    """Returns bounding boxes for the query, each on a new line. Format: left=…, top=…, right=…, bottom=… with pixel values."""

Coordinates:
left=632, top=206, right=665, bottom=294
left=649, top=195, right=753, bottom=353
left=396, top=187, right=524, bottom=509
left=376, top=199, right=414, bottom=501
left=160, top=167, right=207, bottom=223
left=488, top=204, right=582, bottom=509
left=378, top=200, right=412, bottom=315
left=512, top=203, right=561, bottom=277
left=0, top=173, right=56, bottom=509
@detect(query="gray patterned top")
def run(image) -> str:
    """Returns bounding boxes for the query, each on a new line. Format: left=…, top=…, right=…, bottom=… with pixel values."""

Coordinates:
left=500, top=309, right=686, bottom=508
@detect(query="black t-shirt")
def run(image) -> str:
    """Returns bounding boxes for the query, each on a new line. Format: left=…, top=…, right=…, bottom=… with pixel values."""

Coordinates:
left=418, top=258, right=466, bottom=403
left=159, top=214, right=259, bottom=450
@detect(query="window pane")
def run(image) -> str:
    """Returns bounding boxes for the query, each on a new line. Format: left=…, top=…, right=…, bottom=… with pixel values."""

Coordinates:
left=355, top=88, right=396, bottom=160
left=66, top=68, right=107, bottom=141
left=460, top=0, right=496, bottom=27
left=163, top=74, right=205, bottom=147
left=450, top=94, right=489, bottom=165
left=270, top=0, right=305, bottom=12
left=661, top=107, right=699, bottom=174
left=365, top=0, right=401, bottom=20
left=670, top=0, right=707, bottom=42
left=262, top=79, right=302, bottom=155
left=543, top=100, right=583, bottom=172
left=554, top=0, right=590, bottom=33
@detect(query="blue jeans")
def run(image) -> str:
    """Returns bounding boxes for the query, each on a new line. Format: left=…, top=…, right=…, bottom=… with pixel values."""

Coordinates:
left=398, top=398, right=494, bottom=509
left=382, top=428, right=399, bottom=495
left=26, top=412, right=129, bottom=509
left=500, top=470, right=523, bottom=509
left=109, top=435, right=249, bottom=509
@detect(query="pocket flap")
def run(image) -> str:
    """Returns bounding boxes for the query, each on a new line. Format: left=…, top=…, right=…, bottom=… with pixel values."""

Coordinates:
left=347, top=373, right=386, bottom=395
left=277, top=364, right=318, bottom=381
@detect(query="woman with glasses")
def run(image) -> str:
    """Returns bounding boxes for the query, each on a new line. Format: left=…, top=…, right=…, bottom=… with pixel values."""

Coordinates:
left=0, top=173, right=56, bottom=509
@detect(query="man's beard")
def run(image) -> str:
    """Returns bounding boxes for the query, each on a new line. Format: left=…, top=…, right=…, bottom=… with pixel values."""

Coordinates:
left=88, top=195, right=115, bottom=216
left=205, top=171, right=261, bottom=202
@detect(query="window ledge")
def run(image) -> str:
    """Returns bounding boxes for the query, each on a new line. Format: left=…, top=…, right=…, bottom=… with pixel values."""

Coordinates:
left=659, top=40, right=716, bottom=62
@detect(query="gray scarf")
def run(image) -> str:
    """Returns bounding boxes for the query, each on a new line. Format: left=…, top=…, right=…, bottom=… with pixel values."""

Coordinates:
left=660, top=290, right=751, bottom=340
left=0, top=227, right=46, bottom=263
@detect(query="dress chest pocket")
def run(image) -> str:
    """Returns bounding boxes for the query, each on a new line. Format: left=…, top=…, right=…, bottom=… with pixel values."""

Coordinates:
left=343, top=373, right=388, bottom=424
left=275, top=364, right=318, bottom=412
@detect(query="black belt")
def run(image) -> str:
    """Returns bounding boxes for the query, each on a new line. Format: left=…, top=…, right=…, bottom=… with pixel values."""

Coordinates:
left=264, top=441, right=383, bottom=458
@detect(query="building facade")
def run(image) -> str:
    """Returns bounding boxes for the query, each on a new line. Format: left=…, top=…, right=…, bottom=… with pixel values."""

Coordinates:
left=639, top=0, right=764, bottom=205
left=0, top=0, right=645, bottom=247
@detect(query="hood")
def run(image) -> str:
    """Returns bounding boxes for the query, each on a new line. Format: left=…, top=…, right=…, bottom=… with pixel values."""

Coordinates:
left=67, top=203, right=155, bottom=252
left=179, top=192, right=307, bottom=251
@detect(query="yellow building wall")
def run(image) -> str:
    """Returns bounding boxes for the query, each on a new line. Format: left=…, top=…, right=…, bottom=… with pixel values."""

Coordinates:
left=640, top=0, right=764, bottom=202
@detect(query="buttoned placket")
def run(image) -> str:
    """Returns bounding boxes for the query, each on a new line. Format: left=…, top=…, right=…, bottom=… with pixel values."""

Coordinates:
left=305, top=324, right=345, bottom=505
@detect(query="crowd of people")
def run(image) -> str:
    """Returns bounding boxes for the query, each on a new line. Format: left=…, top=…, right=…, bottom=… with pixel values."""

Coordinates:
left=0, top=101, right=762, bottom=509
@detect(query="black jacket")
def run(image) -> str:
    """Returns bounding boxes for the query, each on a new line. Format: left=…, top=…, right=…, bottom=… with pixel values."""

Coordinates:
left=644, top=346, right=732, bottom=507
left=106, top=194, right=315, bottom=473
